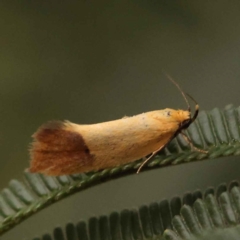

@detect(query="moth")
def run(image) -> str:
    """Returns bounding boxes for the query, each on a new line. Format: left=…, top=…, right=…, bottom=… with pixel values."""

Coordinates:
left=29, top=76, right=206, bottom=175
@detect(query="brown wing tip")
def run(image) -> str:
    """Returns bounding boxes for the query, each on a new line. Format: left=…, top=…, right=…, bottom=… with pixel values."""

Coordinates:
left=29, top=120, right=92, bottom=176
left=32, top=120, right=67, bottom=140
left=29, top=120, right=67, bottom=175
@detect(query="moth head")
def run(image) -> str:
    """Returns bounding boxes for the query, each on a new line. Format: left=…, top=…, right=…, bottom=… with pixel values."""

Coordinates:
left=180, top=115, right=192, bottom=129
left=179, top=103, right=199, bottom=130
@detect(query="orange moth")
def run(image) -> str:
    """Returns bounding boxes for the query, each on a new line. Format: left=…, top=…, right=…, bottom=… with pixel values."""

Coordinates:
left=29, top=76, right=206, bottom=176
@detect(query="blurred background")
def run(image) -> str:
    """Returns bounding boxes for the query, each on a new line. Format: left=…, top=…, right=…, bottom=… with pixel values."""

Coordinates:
left=1, top=1, right=240, bottom=239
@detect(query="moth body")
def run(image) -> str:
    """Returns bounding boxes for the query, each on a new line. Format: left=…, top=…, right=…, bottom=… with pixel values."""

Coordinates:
left=29, top=109, right=190, bottom=175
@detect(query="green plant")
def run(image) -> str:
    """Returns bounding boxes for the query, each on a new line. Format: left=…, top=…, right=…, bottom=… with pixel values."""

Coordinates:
left=1, top=104, right=240, bottom=239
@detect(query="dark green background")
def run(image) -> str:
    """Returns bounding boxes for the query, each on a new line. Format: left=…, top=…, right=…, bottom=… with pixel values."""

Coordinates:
left=1, top=1, right=240, bottom=239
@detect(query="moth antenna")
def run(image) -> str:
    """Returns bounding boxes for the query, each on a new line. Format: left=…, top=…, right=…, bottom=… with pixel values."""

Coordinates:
left=185, top=92, right=198, bottom=105
left=164, top=73, right=191, bottom=112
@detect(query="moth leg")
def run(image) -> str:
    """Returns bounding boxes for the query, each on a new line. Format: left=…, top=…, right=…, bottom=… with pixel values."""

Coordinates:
left=180, top=131, right=208, bottom=154
left=136, top=144, right=167, bottom=174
